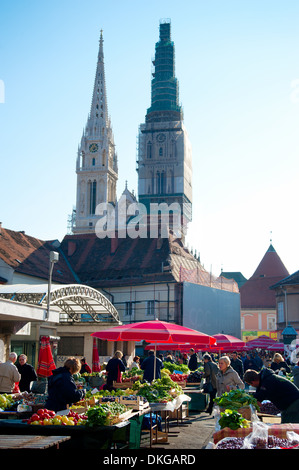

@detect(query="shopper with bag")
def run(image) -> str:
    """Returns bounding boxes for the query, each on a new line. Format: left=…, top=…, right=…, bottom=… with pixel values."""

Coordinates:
left=203, top=354, right=219, bottom=414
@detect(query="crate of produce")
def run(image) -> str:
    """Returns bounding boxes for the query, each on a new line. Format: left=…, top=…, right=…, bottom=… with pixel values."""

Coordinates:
left=98, top=396, right=121, bottom=404
left=119, top=395, right=148, bottom=410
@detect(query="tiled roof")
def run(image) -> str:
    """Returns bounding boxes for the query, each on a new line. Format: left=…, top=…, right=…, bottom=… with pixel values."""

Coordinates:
left=240, top=244, right=289, bottom=308
left=270, top=270, right=299, bottom=289
left=59, top=231, right=202, bottom=287
left=0, top=227, right=76, bottom=284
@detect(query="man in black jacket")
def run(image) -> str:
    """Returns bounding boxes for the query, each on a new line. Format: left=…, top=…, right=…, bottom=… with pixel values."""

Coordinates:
left=244, top=368, right=299, bottom=423
left=230, top=351, right=244, bottom=380
left=17, top=354, right=38, bottom=392
left=188, top=349, right=198, bottom=371
left=141, top=350, right=163, bottom=382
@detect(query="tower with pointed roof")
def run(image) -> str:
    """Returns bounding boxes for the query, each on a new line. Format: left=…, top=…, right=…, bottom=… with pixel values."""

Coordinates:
left=240, top=243, right=289, bottom=341
left=73, top=31, right=118, bottom=234
left=136, top=20, right=192, bottom=234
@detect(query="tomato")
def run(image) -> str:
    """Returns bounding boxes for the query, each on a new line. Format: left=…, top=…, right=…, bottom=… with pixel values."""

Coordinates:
left=31, top=413, right=40, bottom=421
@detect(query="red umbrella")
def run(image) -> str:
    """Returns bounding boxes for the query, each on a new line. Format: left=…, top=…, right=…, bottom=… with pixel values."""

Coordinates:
left=212, top=333, right=245, bottom=350
left=92, top=319, right=216, bottom=345
left=144, top=342, right=223, bottom=352
left=36, top=336, right=56, bottom=377
left=92, top=319, right=216, bottom=379
left=92, top=337, right=101, bottom=372
left=245, top=335, right=276, bottom=349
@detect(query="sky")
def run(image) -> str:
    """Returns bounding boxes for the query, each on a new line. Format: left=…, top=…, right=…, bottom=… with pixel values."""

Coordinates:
left=1, top=0, right=299, bottom=280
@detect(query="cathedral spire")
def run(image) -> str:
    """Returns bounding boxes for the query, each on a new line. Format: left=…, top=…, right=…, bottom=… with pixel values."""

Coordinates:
left=87, top=29, right=109, bottom=132
left=73, top=30, right=118, bottom=235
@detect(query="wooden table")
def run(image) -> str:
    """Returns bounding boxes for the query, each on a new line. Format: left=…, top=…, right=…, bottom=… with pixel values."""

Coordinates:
left=0, top=435, right=71, bottom=449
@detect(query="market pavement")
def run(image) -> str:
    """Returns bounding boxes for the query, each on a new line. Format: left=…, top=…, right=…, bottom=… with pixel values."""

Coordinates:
left=143, top=410, right=216, bottom=450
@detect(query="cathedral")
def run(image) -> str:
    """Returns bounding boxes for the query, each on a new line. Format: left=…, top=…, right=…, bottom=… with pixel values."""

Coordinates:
left=72, top=20, right=192, bottom=238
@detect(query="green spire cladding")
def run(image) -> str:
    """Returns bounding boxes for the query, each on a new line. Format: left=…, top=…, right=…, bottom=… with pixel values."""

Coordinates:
left=146, top=21, right=183, bottom=123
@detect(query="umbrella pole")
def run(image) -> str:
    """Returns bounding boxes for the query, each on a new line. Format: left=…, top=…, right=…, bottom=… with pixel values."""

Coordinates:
left=154, top=343, right=157, bottom=381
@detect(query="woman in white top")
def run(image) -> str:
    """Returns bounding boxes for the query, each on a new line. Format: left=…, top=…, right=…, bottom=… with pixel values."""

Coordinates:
left=129, top=356, right=140, bottom=370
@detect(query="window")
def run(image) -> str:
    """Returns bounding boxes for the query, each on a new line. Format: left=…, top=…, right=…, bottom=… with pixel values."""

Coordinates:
left=88, top=180, right=97, bottom=215
left=267, top=315, right=276, bottom=331
left=147, top=142, right=152, bottom=159
left=146, top=300, right=155, bottom=316
left=277, top=302, right=284, bottom=323
left=125, top=302, right=135, bottom=317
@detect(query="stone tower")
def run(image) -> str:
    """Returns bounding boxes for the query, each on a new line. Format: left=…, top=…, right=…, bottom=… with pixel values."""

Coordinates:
left=73, top=31, right=118, bottom=234
left=136, top=20, right=192, bottom=235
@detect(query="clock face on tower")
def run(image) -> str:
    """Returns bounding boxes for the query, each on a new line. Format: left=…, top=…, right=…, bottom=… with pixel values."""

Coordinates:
left=89, top=143, right=99, bottom=153
left=157, top=133, right=166, bottom=142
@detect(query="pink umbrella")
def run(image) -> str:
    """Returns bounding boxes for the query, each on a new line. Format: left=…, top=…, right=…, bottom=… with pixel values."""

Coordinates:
left=245, top=335, right=276, bottom=349
left=92, top=319, right=216, bottom=345
left=36, top=336, right=56, bottom=377
left=92, top=337, right=101, bottom=372
left=92, top=319, right=216, bottom=379
left=144, top=342, right=224, bottom=352
left=212, top=333, right=245, bottom=350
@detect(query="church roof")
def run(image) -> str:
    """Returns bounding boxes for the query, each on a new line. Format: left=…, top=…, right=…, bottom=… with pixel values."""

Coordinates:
left=59, top=231, right=200, bottom=288
left=0, top=227, right=76, bottom=284
left=240, top=244, right=289, bottom=308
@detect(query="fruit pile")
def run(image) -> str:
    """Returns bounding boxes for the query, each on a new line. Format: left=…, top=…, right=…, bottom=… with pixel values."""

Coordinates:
left=169, top=373, right=188, bottom=382
left=260, top=401, right=280, bottom=416
left=24, top=408, right=88, bottom=426
left=186, top=370, right=203, bottom=383
left=0, top=394, right=15, bottom=410
left=217, top=435, right=299, bottom=449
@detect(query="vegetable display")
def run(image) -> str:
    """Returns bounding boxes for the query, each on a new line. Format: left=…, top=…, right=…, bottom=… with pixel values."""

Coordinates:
left=214, top=389, right=260, bottom=411
left=162, top=362, right=190, bottom=374
left=132, top=375, right=183, bottom=403
left=86, top=402, right=128, bottom=427
left=218, top=409, right=250, bottom=430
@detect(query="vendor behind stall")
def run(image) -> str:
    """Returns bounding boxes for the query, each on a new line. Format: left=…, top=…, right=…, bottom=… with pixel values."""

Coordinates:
left=244, top=368, right=299, bottom=423
left=17, top=354, right=38, bottom=392
left=45, top=357, right=85, bottom=412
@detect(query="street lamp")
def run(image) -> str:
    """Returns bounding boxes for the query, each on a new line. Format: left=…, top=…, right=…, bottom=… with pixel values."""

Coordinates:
left=46, top=251, right=59, bottom=320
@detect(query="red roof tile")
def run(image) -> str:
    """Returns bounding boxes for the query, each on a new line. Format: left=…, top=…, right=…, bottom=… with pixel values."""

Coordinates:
left=240, top=244, right=289, bottom=308
left=0, top=227, right=76, bottom=284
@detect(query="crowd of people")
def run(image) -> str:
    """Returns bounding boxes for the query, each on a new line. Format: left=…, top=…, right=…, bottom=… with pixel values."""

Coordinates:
left=1, top=347, right=299, bottom=421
